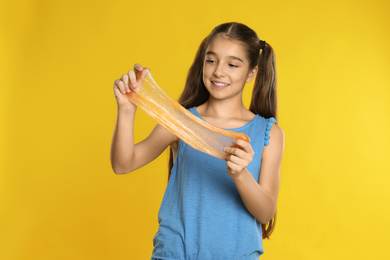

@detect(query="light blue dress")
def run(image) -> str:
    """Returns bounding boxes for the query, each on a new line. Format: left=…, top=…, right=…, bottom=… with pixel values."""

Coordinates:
left=151, top=107, right=276, bottom=260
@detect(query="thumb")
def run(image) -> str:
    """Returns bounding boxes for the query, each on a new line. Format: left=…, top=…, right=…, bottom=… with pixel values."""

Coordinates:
left=135, top=67, right=150, bottom=81
left=130, top=68, right=149, bottom=91
left=134, top=68, right=150, bottom=90
left=141, top=67, right=150, bottom=79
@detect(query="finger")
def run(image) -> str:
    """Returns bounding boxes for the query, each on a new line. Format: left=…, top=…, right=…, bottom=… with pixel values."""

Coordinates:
left=224, top=147, right=246, bottom=158
left=114, top=79, right=126, bottom=94
left=122, top=74, right=130, bottom=93
left=226, top=161, right=242, bottom=174
left=127, top=70, right=137, bottom=89
left=134, top=63, right=143, bottom=72
left=227, top=154, right=246, bottom=165
left=233, top=139, right=254, bottom=155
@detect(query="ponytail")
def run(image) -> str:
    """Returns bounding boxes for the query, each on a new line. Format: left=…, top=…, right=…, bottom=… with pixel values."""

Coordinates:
left=250, top=42, right=278, bottom=120
left=250, top=42, right=278, bottom=239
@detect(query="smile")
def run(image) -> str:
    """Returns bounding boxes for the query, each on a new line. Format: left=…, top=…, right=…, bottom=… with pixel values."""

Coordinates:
left=211, top=81, right=230, bottom=88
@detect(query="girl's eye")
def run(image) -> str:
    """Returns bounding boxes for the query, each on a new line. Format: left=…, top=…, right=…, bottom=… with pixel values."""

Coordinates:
left=206, top=59, right=215, bottom=64
left=229, top=64, right=238, bottom=68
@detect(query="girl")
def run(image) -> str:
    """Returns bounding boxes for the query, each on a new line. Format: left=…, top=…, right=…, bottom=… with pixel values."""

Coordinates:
left=111, top=22, right=285, bottom=259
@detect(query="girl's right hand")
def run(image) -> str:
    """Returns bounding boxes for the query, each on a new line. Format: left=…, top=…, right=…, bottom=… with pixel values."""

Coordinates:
left=113, top=63, right=147, bottom=110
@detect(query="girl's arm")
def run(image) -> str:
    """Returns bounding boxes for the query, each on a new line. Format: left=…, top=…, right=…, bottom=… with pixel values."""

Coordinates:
left=110, top=65, right=178, bottom=174
left=224, top=123, right=285, bottom=224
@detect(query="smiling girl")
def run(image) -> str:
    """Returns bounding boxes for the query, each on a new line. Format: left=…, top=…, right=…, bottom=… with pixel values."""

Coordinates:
left=111, top=22, right=285, bottom=259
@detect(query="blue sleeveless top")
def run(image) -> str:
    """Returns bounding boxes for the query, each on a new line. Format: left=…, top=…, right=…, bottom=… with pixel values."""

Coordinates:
left=151, top=107, right=276, bottom=260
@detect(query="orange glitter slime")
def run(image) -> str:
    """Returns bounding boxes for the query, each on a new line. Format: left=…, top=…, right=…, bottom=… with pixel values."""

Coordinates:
left=126, top=70, right=250, bottom=160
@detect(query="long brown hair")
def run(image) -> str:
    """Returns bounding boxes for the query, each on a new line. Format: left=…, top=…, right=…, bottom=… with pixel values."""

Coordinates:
left=169, top=22, right=278, bottom=239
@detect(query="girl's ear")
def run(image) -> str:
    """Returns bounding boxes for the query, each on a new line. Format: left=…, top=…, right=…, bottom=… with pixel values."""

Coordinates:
left=246, top=66, right=258, bottom=83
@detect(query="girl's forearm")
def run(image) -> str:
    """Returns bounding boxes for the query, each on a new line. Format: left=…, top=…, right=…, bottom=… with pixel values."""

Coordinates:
left=110, top=106, right=136, bottom=174
left=232, top=169, right=277, bottom=224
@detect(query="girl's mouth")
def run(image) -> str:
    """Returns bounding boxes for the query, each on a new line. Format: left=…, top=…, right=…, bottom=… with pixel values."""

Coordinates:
left=211, top=81, right=230, bottom=89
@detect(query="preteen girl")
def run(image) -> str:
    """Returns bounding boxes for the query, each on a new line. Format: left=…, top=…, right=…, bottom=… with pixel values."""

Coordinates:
left=111, top=22, right=285, bottom=259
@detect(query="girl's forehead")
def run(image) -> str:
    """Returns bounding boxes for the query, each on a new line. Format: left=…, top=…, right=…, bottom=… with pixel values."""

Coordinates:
left=205, top=36, right=247, bottom=60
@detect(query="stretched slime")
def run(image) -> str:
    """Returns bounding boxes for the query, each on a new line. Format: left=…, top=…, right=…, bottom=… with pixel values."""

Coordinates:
left=126, top=70, right=250, bottom=160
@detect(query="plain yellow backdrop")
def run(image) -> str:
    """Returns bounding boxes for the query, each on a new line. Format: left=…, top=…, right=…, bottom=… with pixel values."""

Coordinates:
left=1, top=0, right=389, bottom=259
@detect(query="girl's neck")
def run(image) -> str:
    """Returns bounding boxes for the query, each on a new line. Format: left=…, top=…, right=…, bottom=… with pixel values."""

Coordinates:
left=201, top=99, right=245, bottom=119
left=196, top=98, right=255, bottom=129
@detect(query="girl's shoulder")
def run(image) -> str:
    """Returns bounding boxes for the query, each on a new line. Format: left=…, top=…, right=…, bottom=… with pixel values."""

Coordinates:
left=262, top=117, right=284, bottom=147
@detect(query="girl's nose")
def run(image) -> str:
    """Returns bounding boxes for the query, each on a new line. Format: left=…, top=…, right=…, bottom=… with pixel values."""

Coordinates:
left=213, top=64, right=225, bottom=77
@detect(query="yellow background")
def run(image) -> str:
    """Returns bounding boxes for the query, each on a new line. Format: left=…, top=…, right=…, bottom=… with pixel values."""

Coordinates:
left=1, top=0, right=389, bottom=259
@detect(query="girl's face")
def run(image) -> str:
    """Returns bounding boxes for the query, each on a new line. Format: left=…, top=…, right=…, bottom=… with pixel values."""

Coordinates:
left=202, top=35, right=257, bottom=101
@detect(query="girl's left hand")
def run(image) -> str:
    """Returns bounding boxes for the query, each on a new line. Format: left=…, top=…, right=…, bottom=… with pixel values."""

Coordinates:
left=224, top=139, right=255, bottom=178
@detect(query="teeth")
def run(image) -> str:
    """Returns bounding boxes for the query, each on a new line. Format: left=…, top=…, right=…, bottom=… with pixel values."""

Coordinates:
left=212, top=81, right=229, bottom=86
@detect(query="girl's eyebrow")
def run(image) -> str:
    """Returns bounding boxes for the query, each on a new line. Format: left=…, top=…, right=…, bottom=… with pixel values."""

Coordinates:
left=205, top=51, right=244, bottom=63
